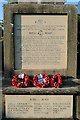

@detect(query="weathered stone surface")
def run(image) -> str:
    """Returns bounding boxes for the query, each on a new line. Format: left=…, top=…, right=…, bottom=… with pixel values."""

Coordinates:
left=4, top=4, right=77, bottom=79
left=2, top=78, right=80, bottom=95
left=0, top=90, right=2, bottom=120
left=0, top=26, right=2, bottom=40
left=5, top=95, right=73, bottom=119
left=76, top=96, right=80, bottom=119
left=3, top=3, right=78, bottom=120
left=14, top=15, right=68, bottom=70
left=7, top=0, right=65, bottom=3
left=0, top=26, right=2, bottom=73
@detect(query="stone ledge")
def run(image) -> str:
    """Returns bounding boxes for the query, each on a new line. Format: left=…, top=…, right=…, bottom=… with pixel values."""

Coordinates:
left=2, top=78, right=80, bottom=95
left=2, top=86, right=80, bottom=95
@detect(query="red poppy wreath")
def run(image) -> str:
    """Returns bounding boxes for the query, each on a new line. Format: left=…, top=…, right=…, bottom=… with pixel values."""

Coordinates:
left=32, top=73, right=50, bottom=88
left=12, top=73, right=30, bottom=88
left=50, top=74, right=62, bottom=88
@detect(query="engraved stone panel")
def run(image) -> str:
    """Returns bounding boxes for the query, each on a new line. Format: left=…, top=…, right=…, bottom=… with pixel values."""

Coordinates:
left=14, top=15, right=68, bottom=70
left=5, top=95, right=73, bottom=118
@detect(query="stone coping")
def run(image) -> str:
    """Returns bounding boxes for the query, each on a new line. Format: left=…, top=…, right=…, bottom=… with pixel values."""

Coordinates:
left=2, top=79, right=80, bottom=95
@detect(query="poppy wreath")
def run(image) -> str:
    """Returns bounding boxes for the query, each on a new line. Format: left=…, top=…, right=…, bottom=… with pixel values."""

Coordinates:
left=12, top=73, right=30, bottom=88
left=32, top=73, right=50, bottom=88
left=50, top=74, right=62, bottom=88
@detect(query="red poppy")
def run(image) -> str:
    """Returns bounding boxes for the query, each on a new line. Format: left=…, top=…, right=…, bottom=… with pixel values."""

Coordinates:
left=12, top=73, right=30, bottom=88
left=50, top=74, right=62, bottom=88
left=32, top=73, right=50, bottom=88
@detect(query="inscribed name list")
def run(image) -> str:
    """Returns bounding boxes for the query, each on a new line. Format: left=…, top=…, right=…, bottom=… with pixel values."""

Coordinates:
left=14, top=15, right=68, bottom=69
left=5, top=95, right=73, bottom=118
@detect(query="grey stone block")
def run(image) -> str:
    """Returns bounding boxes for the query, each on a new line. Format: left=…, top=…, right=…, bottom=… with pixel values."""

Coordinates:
left=76, top=96, right=80, bottom=119
left=3, top=4, right=77, bottom=79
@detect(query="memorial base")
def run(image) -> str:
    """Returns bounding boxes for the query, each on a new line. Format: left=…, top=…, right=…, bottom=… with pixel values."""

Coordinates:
left=2, top=78, right=80, bottom=120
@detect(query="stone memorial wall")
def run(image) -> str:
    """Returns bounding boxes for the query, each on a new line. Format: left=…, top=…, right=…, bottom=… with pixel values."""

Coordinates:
left=3, top=3, right=80, bottom=120
left=4, top=4, right=77, bottom=78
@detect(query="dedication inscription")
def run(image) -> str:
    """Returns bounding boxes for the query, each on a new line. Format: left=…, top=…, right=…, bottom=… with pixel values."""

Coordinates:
left=14, top=15, right=68, bottom=69
left=5, top=95, right=73, bottom=118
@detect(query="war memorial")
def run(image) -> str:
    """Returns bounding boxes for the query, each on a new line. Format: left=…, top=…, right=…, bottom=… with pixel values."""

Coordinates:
left=2, top=1, right=80, bottom=120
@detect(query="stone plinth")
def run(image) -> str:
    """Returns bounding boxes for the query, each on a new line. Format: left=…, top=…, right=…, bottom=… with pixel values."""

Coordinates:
left=2, top=78, right=80, bottom=120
